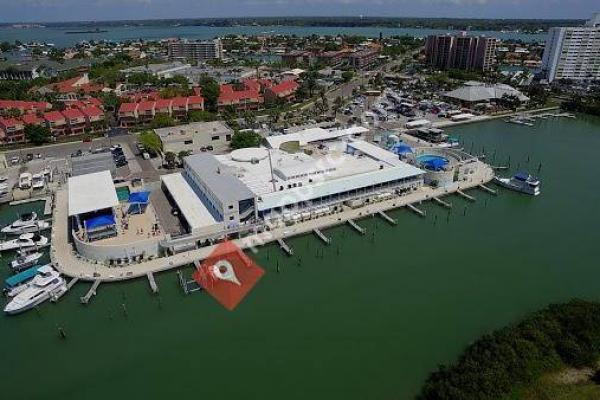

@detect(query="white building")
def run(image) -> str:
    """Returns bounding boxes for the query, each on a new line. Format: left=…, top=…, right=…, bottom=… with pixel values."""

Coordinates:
left=541, top=14, right=600, bottom=83
left=155, top=121, right=234, bottom=154
left=168, top=39, right=223, bottom=62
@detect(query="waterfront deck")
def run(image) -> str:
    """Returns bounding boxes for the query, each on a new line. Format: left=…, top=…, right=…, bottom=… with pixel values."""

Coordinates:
left=50, top=161, right=494, bottom=282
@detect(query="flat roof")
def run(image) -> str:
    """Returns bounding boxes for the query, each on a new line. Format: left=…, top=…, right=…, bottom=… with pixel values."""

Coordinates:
left=265, top=126, right=368, bottom=149
left=68, top=171, right=119, bottom=216
left=161, top=173, right=216, bottom=231
left=346, top=140, right=405, bottom=167
left=155, top=121, right=233, bottom=143
left=184, top=154, right=254, bottom=205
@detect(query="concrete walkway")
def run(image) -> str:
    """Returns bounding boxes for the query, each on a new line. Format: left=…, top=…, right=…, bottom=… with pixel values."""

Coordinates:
left=50, top=163, right=494, bottom=282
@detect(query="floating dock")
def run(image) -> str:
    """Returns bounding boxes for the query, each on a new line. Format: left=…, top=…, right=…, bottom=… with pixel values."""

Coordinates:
left=177, top=270, right=201, bottom=295
left=432, top=197, right=452, bottom=209
left=80, top=279, right=101, bottom=304
left=313, top=228, right=331, bottom=244
left=43, top=196, right=53, bottom=216
left=457, top=189, right=476, bottom=202
left=406, top=203, right=426, bottom=217
left=347, top=219, right=366, bottom=235
left=377, top=211, right=397, bottom=225
left=478, top=184, right=498, bottom=195
left=277, top=239, right=294, bottom=256
left=147, top=272, right=158, bottom=293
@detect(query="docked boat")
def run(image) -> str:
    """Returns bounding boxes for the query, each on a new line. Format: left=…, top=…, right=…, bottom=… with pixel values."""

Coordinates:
left=9, top=212, right=38, bottom=228
left=4, top=265, right=66, bottom=314
left=10, top=251, right=43, bottom=271
left=0, top=233, right=49, bottom=252
left=493, top=172, right=541, bottom=195
left=1, top=219, right=50, bottom=235
left=4, top=265, right=41, bottom=297
left=19, top=172, right=32, bottom=189
left=31, top=173, right=45, bottom=190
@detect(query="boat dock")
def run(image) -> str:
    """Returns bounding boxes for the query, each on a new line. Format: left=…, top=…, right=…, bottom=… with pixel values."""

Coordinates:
left=377, top=211, right=397, bottom=225
left=313, top=228, right=331, bottom=244
left=80, top=279, right=101, bottom=304
left=277, top=239, right=293, bottom=256
left=478, top=184, right=498, bottom=195
left=66, top=277, right=79, bottom=290
left=177, top=270, right=201, bottom=295
left=43, top=196, right=53, bottom=216
left=432, top=197, right=452, bottom=209
left=347, top=219, right=366, bottom=235
left=457, top=190, right=476, bottom=202
left=147, top=272, right=158, bottom=293
left=406, top=203, right=426, bottom=217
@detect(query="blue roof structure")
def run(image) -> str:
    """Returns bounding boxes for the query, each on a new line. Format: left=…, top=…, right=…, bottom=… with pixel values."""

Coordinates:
left=392, top=144, right=414, bottom=155
left=128, top=191, right=150, bottom=204
left=514, top=171, right=530, bottom=181
left=84, top=214, right=116, bottom=230
left=5, top=266, right=40, bottom=288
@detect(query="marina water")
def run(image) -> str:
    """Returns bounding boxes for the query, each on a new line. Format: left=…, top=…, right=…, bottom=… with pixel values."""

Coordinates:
left=1, top=115, right=599, bottom=399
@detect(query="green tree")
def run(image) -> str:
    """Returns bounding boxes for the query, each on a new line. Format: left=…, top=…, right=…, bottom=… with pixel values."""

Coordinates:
left=230, top=130, right=261, bottom=149
left=187, top=110, right=217, bottom=122
left=138, top=130, right=162, bottom=156
left=341, top=70, right=355, bottom=83
left=177, top=150, right=191, bottom=165
left=199, top=75, right=220, bottom=113
left=24, top=124, right=52, bottom=145
left=164, top=151, right=177, bottom=169
left=150, top=114, right=176, bottom=129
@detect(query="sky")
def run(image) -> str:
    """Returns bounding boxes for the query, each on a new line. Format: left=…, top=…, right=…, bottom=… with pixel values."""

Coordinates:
left=0, top=0, right=596, bottom=23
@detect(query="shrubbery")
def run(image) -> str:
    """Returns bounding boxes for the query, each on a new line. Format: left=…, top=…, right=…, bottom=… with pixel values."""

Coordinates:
left=419, top=300, right=600, bottom=400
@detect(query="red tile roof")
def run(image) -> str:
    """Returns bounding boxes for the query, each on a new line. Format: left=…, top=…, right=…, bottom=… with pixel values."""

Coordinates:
left=82, top=106, right=104, bottom=118
left=118, top=103, right=139, bottom=114
left=155, top=99, right=172, bottom=110
left=171, top=97, right=188, bottom=108
left=21, top=114, right=43, bottom=125
left=61, top=108, right=85, bottom=120
left=43, top=111, right=66, bottom=123
left=52, top=76, right=104, bottom=94
left=270, top=80, right=299, bottom=95
left=0, top=100, right=51, bottom=112
left=0, top=118, right=22, bottom=129
left=187, top=96, right=204, bottom=105
left=137, top=101, right=156, bottom=111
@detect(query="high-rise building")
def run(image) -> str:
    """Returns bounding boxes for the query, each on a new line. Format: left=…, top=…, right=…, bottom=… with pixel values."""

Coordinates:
left=541, top=14, right=600, bottom=83
left=425, top=34, right=497, bottom=72
left=168, top=39, right=223, bottom=62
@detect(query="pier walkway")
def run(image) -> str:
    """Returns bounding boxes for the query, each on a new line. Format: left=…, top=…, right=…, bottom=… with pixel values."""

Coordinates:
left=313, top=228, right=331, bottom=244
left=347, top=219, right=366, bottom=235
left=432, top=197, right=452, bottom=209
left=50, top=163, right=494, bottom=282
left=377, top=211, right=397, bottom=225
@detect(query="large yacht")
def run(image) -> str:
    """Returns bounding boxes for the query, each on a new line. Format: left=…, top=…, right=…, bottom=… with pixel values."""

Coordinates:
left=493, top=172, right=541, bottom=196
left=9, top=212, right=38, bottom=228
left=0, top=233, right=49, bottom=252
left=2, top=220, right=50, bottom=235
left=4, top=265, right=66, bottom=314
left=10, top=251, right=43, bottom=271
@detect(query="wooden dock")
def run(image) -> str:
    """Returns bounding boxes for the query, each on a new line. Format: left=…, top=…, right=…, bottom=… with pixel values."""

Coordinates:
left=313, top=228, right=331, bottom=244
left=347, top=219, right=366, bottom=235
left=478, top=184, right=498, bottom=195
left=406, top=203, right=426, bottom=217
left=43, top=196, right=53, bottom=216
left=377, top=211, right=397, bottom=225
left=66, top=277, right=79, bottom=290
left=147, top=272, right=158, bottom=293
left=457, top=189, right=476, bottom=202
left=432, top=196, right=452, bottom=209
left=80, top=279, right=101, bottom=304
left=277, top=238, right=294, bottom=256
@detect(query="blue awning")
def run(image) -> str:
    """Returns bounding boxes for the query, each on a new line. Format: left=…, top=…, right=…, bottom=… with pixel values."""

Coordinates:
left=392, top=144, right=413, bottom=154
left=84, top=214, right=116, bottom=230
left=514, top=171, right=530, bottom=181
left=5, top=266, right=40, bottom=288
left=128, top=191, right=150, bottom=204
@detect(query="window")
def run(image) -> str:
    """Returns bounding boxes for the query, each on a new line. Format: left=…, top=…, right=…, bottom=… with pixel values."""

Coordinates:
left=229, top=216, right=234, bottom=221
left=211, top=135, right=220, bottom=141
left=226, top=134, right=232, bottom=141
left=228, top=205, right=234, bottom=210
left=184, top=140, right=193, bottom=145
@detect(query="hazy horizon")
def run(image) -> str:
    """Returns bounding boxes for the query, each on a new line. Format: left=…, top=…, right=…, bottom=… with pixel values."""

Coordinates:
left=0, top=0, right=596, bottom=24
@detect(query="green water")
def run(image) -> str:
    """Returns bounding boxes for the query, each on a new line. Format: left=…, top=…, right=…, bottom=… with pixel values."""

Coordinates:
left=1, top=115, right=599, bottom=400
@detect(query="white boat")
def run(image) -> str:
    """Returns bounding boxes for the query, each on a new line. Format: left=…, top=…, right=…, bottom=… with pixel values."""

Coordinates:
left=10, top=251, right=43, bottom=271
left=493, top=172, right=540, bottom=196
left=31, top=173, right=45, bottom=189
left=18, top=172, right=32, bottom=189
left=1, top=219, right=50, bottom=235
left=0, top=233, right=49, bottom=252
left=4, top=265, right=66, bottom=315
left=9, top=212, right=38, bottom=228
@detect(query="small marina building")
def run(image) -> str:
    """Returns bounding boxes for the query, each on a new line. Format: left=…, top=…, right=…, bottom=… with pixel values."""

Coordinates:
left=443, top=81, right=529, bottom=106
left=155, top=121, right=234, bottom=154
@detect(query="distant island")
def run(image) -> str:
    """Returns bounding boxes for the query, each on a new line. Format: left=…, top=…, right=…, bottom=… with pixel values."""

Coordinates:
left=65, top=28, right=108, bottom=34
left=0, top=16, right=587, bottom=33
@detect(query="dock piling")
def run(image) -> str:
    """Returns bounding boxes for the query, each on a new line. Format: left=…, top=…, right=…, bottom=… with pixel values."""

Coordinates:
left=347, top=219, right=366, bottom=235
left=377, top=211, right=397, bottom=225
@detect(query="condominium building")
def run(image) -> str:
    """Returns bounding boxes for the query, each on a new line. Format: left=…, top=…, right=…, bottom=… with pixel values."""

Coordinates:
left=168, top=39, right=223, bottom=62
left=425, top=34, right=497, bottom=72
left=541, top=14, right=600, bottom=83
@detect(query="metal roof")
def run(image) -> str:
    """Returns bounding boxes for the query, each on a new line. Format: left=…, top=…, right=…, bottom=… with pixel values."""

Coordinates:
left=184, top=154, right=254, bottom=205
left=68, top=171, right=119, bottom=216
left=265, top=126, right=368, bottom=149
left=444, top=82, right=529, bottom=103
left=161, top=173, right=216, bottom=232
